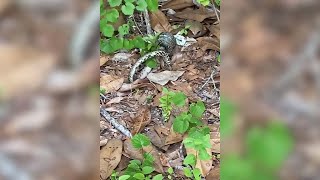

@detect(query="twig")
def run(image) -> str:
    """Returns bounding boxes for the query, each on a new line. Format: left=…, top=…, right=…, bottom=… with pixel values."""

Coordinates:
left=100, top=107, right=132, bottom=138
left=211, top=0, right=220, bottom=22
left=144, top=10, right=153, bottom=34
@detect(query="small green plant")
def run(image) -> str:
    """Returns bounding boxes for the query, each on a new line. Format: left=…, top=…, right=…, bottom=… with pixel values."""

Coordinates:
left=100, top=0, right=159, bottom=54
left=111, top=134, right=164, bottom=180
left=158, top=89, right=212, bottom=179
left=159, top=88, right=187, bottom=121
left=215, top=0, right=221, bottom=6
left=178, top=24, right=191, bottom=36
left=100, top=87, right=106, bottom=94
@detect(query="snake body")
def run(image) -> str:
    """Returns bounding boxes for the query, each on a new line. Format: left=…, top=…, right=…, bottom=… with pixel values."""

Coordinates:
left=129, top=32, right=176, bottom=82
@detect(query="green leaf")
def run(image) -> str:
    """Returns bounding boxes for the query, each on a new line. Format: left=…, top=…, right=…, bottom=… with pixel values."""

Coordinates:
left=123, top=39, right=135, bottom=50
left=131, top=134, right=151, bottom=148
left=189, top=101, right=205, bottom=118
left=198, top=148, right=211, bottom=160
left=192, top=168, right=201, bottom=180
left=121, top=2, right=135, bottom=15
left=125, top=0, right=135, bottom=3
left=142, top=166, right=154, bottom=174
left=146, top=0, right=158, bottom=11
left=171, top=92, right=186, bottom=107
left=101, top=24, right=114, bottom=37
left=136, top=0, right=148, bottom=11
left=167, top=167, right=174, bottom=174
left=118, top=24, right=130, bottom=36
left=133, top=36, right=146, bottom=49
left=105, top=9, right=119, bottom=22
left=173, top=113, right=191, bottom=133
left=152, top=174, right=163, bottom=180
left=183, top=168, right=193, bottom=178
left=133, top=173, right=145, bottom=180
left=183, top=154, right=196, bottom=167
left=145, top=58, right=158, bottom=68
left=215, top=0, right=221, bottom=6
left=119, top=175, right=130, bottom=180
left=100, top=40, right=114, bottom=54
left=108, top=0, right=122, bottom=7
left=130, top=160, right=142, bottom=165
left=109, top=37, right=124, bottom=51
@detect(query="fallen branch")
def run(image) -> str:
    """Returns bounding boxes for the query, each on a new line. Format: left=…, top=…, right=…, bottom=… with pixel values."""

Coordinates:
left=100, top=108, right=132, bottom=138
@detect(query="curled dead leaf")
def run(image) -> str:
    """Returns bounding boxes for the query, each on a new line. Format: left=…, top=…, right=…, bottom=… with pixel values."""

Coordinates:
left=100, top=74, right=124, bottom=93
left=174, top=7, right=215, bottom=22
left=131, top=106, right=151, bottom=135
left=196, top=37, right=220, bottom=51
left=150, top=10, right=173, bottom=33
left=162, top=0, right=194, bottom=10
left=147, top=71, right=185, bottom=85
left=100, top=139, right=123, bottom=179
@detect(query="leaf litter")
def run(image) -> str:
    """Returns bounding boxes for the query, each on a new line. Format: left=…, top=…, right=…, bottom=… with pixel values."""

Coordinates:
left=100, top=0, right=220, bottom=179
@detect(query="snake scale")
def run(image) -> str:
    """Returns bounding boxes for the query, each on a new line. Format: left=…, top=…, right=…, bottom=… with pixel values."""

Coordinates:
left=129, top=32, right=176, bottom=82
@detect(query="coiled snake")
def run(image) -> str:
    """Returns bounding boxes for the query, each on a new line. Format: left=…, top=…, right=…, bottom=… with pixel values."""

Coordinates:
left=129, top=32, right=176, bottom=82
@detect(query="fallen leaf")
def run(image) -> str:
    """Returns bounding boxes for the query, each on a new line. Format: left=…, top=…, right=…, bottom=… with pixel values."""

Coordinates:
left=174, top=7, right=215, bottom=22
left=210, top=132, right=220, bottom=153
left=100, top=56, right=109, bottom=66
left=206, top=166, right=220, bottom=180
left=142, top=145, right=164, bottom=173
left=196, top=37, right=220, bottom=51
left=131, top=106, right=151, bottom=135
left=208, top=24, right=220, bottom=39
left=100, top=139, right=123, bottom=179
left=186, top=148, right=212, bottom=177
left=105, top=97, right=125, bottom=106
left=123, top=139, right=144, bottom=160
left=150, top=10, right=173, bottom=33
left=162, top=0, right=194, bottom=10
left=100, top=74, right=124, bottom=93
left=147, top=71, right=185, bottom=85
left=186, top=20, right=203, bottom=35
left=145, top=127, right=164, bottom=148
left=165, top=127, right=184, bottom=145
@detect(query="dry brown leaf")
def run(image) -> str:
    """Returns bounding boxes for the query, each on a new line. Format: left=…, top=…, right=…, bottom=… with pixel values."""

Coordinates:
left=145, top=127, right=164, bottom=148
left=0, top=44, right=56, bottom=100
left=123, top=139, right=144, bottom=160
left=210, top=132, right=220, bottom=153
left=131, top=106, right=151, bottom=135
left=196, top=37, right=220, bottom=51
left=208, top=24, right=220, bottom=39
left=100, top=56, right=109, bottom=66
left=186, top=148, right=212, bottom=177
left=105, top=97, right=125, bottom=106
left=206, top=166, right=220, bottom=180
left=142, top=145, right=164, bottom=173
left=165, top=127, right=183, bottom=145
left=100, top=139, right=123, bottom=179
left=174, top=7, right=215, bottom=22
left=147, top=71, right=185, bottom=85
left=162, top=0, right=194, bottom=10
left=186, top=20, right=203, bottom=35
left=150, top=10, right=173, bottom=33
left=100, top=74, right=124, bottom=93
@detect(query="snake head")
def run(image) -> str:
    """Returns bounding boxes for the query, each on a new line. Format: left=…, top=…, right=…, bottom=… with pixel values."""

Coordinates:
left=158, top=32, right=176, bottom=55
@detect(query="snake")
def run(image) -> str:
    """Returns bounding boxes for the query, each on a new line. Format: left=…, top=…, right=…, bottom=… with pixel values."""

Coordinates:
left=128, top=32, right=177, bottom=82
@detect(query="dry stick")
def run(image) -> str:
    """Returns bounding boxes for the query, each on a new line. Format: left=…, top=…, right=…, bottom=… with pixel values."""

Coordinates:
left=100, top=107, right=132, bottom=138
left=211, top=0, right=220, bottom=22
left=144, top=10, right=153, bottom=35
left=139, top=9, right=154, bottom=79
